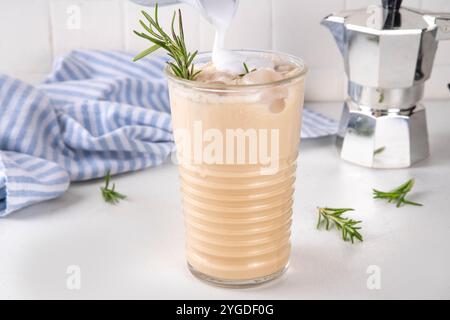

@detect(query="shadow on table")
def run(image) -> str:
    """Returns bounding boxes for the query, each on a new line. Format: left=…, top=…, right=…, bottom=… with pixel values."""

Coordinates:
left=236, top=244, right=354, bottom=296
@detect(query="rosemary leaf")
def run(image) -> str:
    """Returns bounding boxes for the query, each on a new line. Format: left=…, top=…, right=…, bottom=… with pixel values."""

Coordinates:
left=133, top=45, right=160, bottom=62
left=243, top=62, right=250, bottom=73
left=373, top=146, right=386, bottom=156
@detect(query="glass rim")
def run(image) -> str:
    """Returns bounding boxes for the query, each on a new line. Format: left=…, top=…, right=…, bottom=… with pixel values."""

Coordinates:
left=164, top=49, right=308, bottom=92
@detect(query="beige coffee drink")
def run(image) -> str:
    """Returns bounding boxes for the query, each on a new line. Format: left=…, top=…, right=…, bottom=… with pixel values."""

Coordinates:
left=132, top=2, right=307, bottom=287
left=167, top=51, right=307, bottom=286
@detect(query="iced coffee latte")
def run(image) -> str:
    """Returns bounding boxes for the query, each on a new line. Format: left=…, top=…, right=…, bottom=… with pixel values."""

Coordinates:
left=167, top=50, right=307, bottom=286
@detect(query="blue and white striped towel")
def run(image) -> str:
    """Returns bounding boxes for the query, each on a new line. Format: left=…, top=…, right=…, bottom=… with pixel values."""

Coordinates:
left=0, top=50, right=337, bottom=216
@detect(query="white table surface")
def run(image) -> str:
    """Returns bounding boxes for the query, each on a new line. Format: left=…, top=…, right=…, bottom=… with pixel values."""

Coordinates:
left=1, top=101, right=449, bottom=300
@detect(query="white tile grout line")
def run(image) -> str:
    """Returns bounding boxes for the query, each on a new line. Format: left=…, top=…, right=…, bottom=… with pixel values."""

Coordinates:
left=270, top=0, right=274, bottom=50
left=120, top=0, right=126, bottom=51
left=48, top=0, right=55, bottom=69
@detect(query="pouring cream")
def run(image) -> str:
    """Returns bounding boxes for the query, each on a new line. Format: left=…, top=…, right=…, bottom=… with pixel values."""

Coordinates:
left=131, top=0, right=275, bottom=75
left=187, top=0, right=273, bottom=74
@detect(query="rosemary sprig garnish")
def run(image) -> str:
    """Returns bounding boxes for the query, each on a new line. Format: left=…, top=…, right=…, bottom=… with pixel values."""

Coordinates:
left=101, top=171, right=127, bottom=205
left=316, top=207, right=363, bottom=243
left=373, top=178, right=422, bottom=208
left=239, top=62, right=257, bottom=77
left=133, top=4, right=200, bottom=80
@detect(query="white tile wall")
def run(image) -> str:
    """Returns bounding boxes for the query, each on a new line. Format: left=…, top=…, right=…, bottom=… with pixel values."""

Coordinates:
left=0, top=0, right=449, bottom=101
left=0, top=0, right=52, bottom=78
left=273, top=0, right=347, bottom=100
left=50, top=0, right=124, bottom=57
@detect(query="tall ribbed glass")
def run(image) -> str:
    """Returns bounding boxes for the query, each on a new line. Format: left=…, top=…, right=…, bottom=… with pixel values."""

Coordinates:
left=166, top=51, right=307, bottom=287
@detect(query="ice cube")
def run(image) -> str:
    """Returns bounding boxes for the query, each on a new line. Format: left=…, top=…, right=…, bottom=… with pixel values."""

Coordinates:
left=238, top=68, right=283, bottom=85
left=245, top=57, right=275, bottom=71
left=275, top=64, right=295, bottom=73
left=196, top=64, right=236, bottom=84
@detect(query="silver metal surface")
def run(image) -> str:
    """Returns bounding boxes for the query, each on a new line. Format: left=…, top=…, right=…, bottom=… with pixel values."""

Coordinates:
left=323, top=1, right=449, bottom=168
left=336, top=101, right=429, bottom=168
left=322, top=7, right=439, bottom=89
left=348, top=82, right=424, bottom=110
left=434, top=14, right=450, bottom=40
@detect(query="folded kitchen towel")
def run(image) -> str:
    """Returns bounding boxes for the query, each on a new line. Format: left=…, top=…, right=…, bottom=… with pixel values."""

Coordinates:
left=0, top=50, right=337, bottom=216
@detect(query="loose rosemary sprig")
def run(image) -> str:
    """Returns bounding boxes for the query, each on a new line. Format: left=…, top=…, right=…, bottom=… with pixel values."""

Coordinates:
left=373, top=178, right=422, bottom=208
left=101, top=171, right=127, bottom=205
left=133, top=4, right=200, bottom=80
left=316, top=207, right=363, bottom=243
